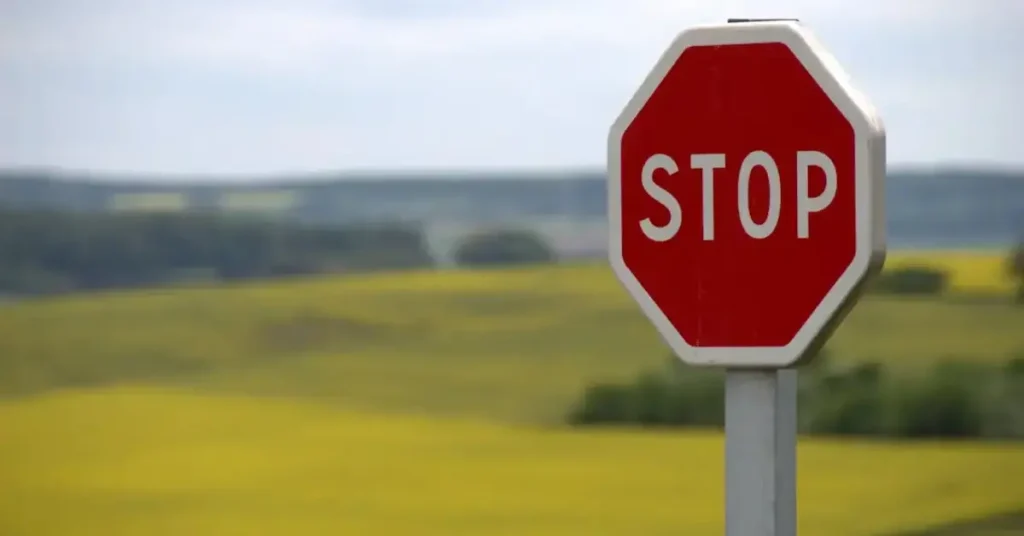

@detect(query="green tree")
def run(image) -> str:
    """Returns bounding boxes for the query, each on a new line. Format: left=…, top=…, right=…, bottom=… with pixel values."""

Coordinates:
left=0, top=208, right=435, bottom=296
left=869, top=266, right=948, bottom=296
left=1009, top=240, right=1024, bottom=304
left=453, top=228, right=556, bottom=267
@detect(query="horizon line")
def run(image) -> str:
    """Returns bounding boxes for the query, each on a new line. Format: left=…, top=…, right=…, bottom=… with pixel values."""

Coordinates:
left=0, top=160, right=1022, bottom=185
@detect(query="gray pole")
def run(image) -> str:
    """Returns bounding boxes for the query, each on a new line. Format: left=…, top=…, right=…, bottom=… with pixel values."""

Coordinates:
left=722, top=18, right=800, bottom=536
left=725, top=368, right=798, bottom=536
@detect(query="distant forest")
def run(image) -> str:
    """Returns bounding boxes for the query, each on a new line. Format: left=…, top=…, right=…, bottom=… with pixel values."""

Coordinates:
left=0, top=209, right=434, bottom=297
left=0, top=167, right=1021, bottom=250
left=0, top=207, right=565, bottom=297
left=0, top=166, right=1021, bottom=297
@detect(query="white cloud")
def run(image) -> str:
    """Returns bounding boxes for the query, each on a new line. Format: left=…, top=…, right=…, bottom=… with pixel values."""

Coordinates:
left=1, top=0, right=1021, bottom=174
left=1, top=0, right=989, bottom=74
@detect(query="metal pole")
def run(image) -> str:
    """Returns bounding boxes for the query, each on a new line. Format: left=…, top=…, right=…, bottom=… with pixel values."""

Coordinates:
left=725, top=368, right=798, bottom=536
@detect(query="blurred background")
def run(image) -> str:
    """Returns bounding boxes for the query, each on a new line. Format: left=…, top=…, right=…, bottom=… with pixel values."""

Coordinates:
left=1, top=1, right=1022, bottom=535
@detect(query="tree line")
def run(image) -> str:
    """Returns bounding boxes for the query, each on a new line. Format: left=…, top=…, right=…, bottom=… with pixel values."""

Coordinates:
left=2, top=205, right=1017, bottom=301
left=0, top=208, right=437, bottom=296
left=0, top=208, right=562, bottom=297
left=567, top=351, right=1024, bottom=440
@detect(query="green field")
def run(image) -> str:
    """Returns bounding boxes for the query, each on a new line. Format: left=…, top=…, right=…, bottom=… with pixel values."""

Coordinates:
left=0, top=249, right=1021, bottom=535
left=2, top=251, right=1019, bottom=422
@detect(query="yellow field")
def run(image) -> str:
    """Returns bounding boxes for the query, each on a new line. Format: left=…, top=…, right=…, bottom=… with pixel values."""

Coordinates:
left=218, top=189, right=298, bottom=212
left=885, top=249, right=1013, bottom=294
left=1, top=386, right=1021, bottom=536
left=109, top=192, right=188, bottom=212
left=0, top=249, right=1020, bottom=424
left=0, top=249, right=1020, bottom=535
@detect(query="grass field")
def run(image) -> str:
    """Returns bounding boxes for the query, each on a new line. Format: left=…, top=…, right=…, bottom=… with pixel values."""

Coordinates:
left=1, top=386, right=1022, bottom=536
left=0, top=250, right=1019, bottom=423
left=0, top=249, right=1021, bottom=535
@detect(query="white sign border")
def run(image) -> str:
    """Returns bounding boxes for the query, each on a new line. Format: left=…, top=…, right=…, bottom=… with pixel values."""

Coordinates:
left=607, top=21, right=886, bottom=368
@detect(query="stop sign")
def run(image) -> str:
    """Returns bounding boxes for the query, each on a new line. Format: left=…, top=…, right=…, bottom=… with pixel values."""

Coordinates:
left=608, top=21, right=886, bottom=368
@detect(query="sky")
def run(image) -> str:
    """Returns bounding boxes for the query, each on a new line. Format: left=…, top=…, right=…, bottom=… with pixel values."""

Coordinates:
left=1, top=0, right=1021, bottom=177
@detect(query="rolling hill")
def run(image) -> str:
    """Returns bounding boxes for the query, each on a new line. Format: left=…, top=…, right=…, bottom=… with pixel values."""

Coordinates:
left=0, top=254, right=1022, bottom=535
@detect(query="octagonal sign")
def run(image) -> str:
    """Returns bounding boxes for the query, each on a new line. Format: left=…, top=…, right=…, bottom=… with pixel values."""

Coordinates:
left=607, top=21, right=886, bottom=368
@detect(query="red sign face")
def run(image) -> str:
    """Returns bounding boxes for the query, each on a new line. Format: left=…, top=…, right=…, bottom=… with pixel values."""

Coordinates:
left=608, top=23, right=885, bottom=367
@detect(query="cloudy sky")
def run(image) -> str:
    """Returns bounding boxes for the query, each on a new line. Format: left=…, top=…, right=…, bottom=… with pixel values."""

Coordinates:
left=2, top=0, right=1021, bottom=177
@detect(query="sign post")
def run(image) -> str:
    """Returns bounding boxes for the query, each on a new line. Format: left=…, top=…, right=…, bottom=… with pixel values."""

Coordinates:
left=607, top=19, right=885, bottom=536
left=725, top=368, right=797, bottom=536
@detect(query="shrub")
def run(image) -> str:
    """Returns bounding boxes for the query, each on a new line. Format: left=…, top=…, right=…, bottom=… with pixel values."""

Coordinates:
left=1009, top=241, right=1024, bottom=303
left=664, top=370, right=725, bottom=427
left=1006, top=354, right=1024, bottom=377
left=890, top=362, right=986, bottom=439
left=566, top=355, right=1024, bottom=440
left=568, top=367, right=725, bottom=428
left=566, top=383, right=634, bottom=425
left=983, top=354, right=1024, bottom=439
left=453, top=228, right=556, bottom=267
left=630, top=373, right=675, bottom=426
left=803, top=361, right=889, bottom=437
left=870, top=266, right=949, bottom=296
